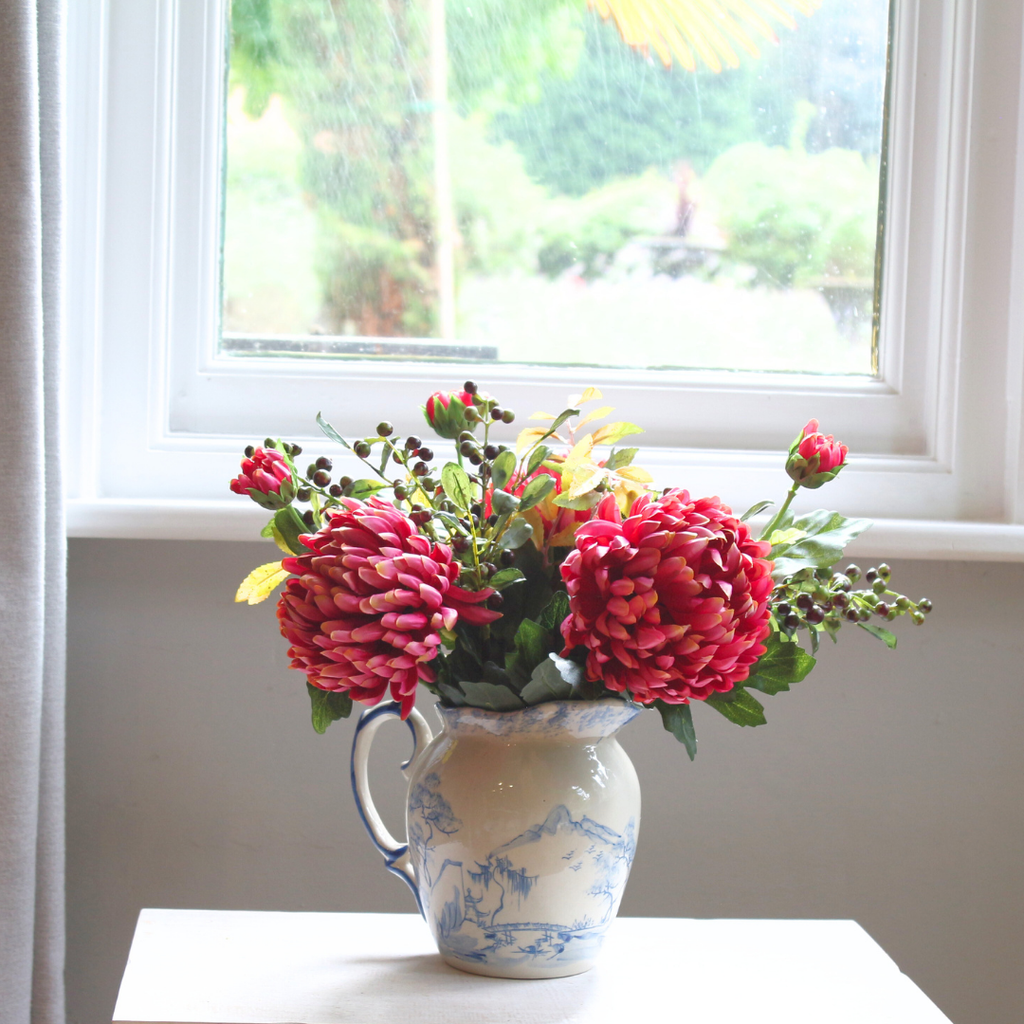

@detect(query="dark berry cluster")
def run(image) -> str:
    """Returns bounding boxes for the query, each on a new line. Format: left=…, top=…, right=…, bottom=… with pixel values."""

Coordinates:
left=243, top=384, right=532, bottom=589
left=772, top=563, right=932, bottom=644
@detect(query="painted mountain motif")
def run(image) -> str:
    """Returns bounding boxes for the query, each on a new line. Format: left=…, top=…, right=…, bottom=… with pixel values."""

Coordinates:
left=409, top=788, right=637, bottom=969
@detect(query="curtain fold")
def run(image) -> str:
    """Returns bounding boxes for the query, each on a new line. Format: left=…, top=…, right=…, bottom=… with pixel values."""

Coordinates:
left=0, top=2, right=67, bottom=1024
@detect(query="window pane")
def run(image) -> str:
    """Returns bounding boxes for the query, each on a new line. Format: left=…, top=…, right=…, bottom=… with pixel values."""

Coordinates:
left=221, top=0, right=890, bottom=374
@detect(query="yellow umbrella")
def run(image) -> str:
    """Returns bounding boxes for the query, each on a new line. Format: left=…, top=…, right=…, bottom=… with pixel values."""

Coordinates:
left=589, top=0, right=822, bottom=72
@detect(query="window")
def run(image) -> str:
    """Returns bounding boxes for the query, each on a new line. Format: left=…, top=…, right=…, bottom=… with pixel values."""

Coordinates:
left=66, top=0, right=1024, bottom=559
left=220, top=0, right=888, bottom=377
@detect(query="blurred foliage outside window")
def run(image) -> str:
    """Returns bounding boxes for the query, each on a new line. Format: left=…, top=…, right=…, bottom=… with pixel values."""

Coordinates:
left=222, top=0, right=890, bottom=373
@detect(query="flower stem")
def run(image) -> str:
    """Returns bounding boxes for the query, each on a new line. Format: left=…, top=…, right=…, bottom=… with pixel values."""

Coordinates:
left=760, top=482, right=800, bottom=542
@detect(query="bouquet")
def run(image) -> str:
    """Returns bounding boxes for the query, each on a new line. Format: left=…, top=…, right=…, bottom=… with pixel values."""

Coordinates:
left=231, top=383, right=931, bottom=758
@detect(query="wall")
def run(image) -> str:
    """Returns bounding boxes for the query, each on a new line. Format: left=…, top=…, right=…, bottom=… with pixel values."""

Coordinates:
left=66, top=539, right=1024, bottom=1024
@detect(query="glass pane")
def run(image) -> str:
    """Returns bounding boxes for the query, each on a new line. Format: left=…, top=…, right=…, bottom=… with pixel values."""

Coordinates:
left=221, top=0, right=890, bottom=374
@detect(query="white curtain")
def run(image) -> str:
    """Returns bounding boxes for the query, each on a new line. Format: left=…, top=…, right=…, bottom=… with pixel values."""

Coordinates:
left=0, top=1, right=66, bottom=1023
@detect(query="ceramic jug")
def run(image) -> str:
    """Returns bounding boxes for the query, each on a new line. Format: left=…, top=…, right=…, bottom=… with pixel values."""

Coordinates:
left=351, top=698, right=641, bottom=979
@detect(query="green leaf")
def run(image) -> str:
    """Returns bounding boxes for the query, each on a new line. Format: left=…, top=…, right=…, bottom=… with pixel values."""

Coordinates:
left=511, top=617, right=549, bottom=675
left=348, top=478, right=387, bottom=500
left=491, top=489, right=519, bottom=516
left=741, top=499, right=774, bottom=522
left=458, top=681, right=526, bottom=712
left=770, top=510, right=872, bottom=580
left=274, top=505, right=309, bottom=555
left=536, top=408, right=580, bottom=446
left=316, top=413, right=351, bottom=450
left=745, top=633, right=817, bottom=695
left=520, top=654, right=582, bottom=705
left=490, top=567, right=525, bottom=591
left=432, top=510, right=469, bottom=535
left=441, top=462, right=474, bottom=510
left=768, top=527, right=808, bottom=547
left=378, top=440, right=393, bottom=477
left=858, top=621, right=898, bottom=648
left=537, top=591, right=571, bottom=631
left=500, top=517, right=534, bottom=550
left=526, top=445, right=550, bottom=476
left=705, top=688, right=767, bottom=727
left=491, top=450, right=517, bottom=491
left=518, top=473, right=555, bottom=512
left=480, top=660, right=514, bottom=689
left=437, top=682, right=467, bottom=706
left=260, top=519, right=275, bottom=538
left=656, top=701, right=697, bottom=760
left=605, top=447, right=638, bottom=471
left=307, top=683, right=353, bottom=735
left=452, top=621, right=484, bottom=666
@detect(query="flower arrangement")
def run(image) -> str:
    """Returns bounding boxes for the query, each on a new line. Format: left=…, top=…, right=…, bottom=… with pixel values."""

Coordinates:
left=232, top=384, right=931, bottom=757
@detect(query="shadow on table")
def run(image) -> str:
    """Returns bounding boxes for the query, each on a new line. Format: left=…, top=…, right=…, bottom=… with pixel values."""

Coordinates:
left=321, top=953, right=604, bottom=1021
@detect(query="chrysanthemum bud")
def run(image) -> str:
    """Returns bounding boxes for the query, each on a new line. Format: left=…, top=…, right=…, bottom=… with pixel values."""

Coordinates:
left=785, top=419, right=849, bottom=489
left=423, top=390, right=477, bottom=439
left=230, top=447, right=297, bottom=510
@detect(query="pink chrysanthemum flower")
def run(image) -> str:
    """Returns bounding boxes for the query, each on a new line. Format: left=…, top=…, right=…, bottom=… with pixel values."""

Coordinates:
left=277, top=498, right=500, bottom=718
left=560, top=491, right=773, bottom=704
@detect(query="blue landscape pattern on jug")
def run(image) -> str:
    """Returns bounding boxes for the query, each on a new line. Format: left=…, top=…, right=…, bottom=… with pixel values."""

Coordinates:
left=409, top=772, right=637, bottom=969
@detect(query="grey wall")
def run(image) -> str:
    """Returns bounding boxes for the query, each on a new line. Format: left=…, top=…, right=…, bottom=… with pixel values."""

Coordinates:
left=66, top=539, right=1024, bottom=1024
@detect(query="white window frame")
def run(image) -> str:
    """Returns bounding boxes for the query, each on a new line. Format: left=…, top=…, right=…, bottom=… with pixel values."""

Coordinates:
left=65, top=0, right=1024, bottom=560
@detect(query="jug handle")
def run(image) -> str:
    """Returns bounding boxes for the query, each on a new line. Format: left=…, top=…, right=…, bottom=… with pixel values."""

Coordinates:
left=350, top=701, right=433, bottom=915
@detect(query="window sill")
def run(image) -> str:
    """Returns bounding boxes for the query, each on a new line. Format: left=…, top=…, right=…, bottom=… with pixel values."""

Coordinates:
left=65, top=498, right=1024, bottom=562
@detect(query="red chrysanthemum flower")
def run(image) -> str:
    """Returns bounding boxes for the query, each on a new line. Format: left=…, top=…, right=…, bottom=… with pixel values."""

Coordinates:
left=560, top=491, right=773, bottom=704
left=277, top=498, right=500, bottom=718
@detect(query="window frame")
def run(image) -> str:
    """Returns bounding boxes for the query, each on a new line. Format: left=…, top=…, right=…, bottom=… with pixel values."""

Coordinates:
left=65, top=0, right=1024, bottom=559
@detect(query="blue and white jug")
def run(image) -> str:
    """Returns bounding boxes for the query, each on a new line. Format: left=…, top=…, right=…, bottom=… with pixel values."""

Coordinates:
left=352, top=699, right=642, bottom=979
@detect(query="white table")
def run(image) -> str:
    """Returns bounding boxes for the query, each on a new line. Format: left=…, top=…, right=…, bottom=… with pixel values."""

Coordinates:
left=112, top=909, right=952, bottom=1024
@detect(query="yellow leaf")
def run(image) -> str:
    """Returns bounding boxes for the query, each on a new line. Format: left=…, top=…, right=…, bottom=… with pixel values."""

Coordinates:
left=617, top=464, right=654, bottom=483
left=268, top=520, right=294, bottom=555
left=591, top=421, right=644, bottom=446
left=563, top=434, right=595, bottom=469
left=528, top=411, right=557, bottom=421
left=613, top=481, right=648, bottom=512
left=568, top=464, right=605, bottom=499
left=519, top=507, right=547, bottom=551
left=235, top=561, right=291, bottom=605
left=576, top=405, right=614, bottom=430
left=547, top=521, right=584, bottom=548
left=577, top=386, right=604, bottom=404
left=516, top=426, right=550, bottom=455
